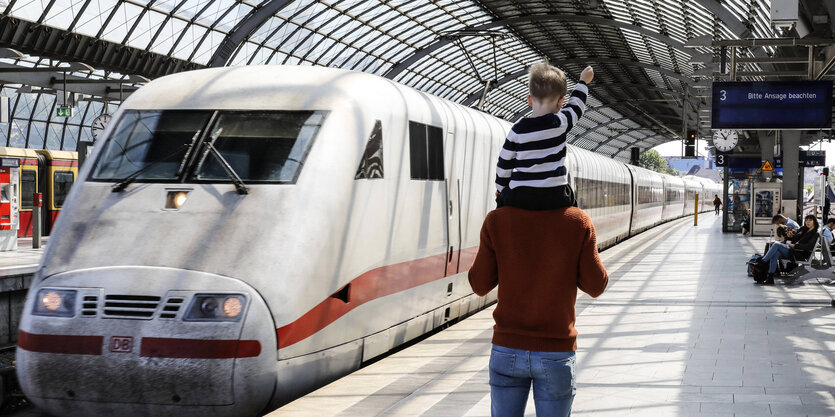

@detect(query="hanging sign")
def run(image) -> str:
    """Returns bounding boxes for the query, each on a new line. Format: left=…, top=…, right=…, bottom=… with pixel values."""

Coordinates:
left=712, top=81, right=833, bottom=129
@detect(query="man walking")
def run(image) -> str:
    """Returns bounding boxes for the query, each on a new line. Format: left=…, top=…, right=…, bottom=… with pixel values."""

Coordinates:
left=468, top=205, right=608, bottom=417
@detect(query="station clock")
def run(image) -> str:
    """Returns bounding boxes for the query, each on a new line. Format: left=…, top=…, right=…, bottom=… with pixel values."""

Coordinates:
left=91, top=114, right=112, bottom=141
left=712, top=129, right=738, bottom=152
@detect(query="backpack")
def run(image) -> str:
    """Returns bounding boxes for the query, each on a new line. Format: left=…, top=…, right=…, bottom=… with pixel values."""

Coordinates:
left=746, top=254, right=763, bottom=277
left=749, top=257, right=770, bottom=282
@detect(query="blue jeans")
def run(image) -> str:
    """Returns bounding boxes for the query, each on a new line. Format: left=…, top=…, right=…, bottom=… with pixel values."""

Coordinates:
left=489, top=345, right=576, bottom=417
left=762, top=242, right=791, bottom=273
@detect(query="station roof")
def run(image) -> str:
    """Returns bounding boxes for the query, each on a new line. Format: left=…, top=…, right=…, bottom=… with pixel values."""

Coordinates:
left=1, top=0, right=833, bottom=160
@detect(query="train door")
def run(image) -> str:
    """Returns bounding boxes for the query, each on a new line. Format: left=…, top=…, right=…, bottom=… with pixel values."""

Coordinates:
left=34, top=150, right=78, bottom=236
left=37, top=153, right=48, bottom=235
left=439, top=101, right=463, bottom=276
left=19, top=167, right=36, bottom=237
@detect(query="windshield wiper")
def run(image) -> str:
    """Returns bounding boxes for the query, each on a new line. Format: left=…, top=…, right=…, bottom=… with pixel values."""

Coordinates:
left=111, top=143, right=190, bottom=192
left=195, top=128, right=249, bottom=195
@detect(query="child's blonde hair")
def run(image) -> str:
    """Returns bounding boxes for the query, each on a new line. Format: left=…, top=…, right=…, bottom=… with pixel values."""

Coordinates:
left=528, top=59, right=567, bottom=101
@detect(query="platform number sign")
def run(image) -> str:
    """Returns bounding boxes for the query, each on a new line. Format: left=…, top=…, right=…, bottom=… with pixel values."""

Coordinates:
left=715, top=151, right=729, bottom=167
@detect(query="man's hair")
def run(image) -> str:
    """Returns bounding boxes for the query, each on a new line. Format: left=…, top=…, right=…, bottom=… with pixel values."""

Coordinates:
left=772, top=214, right=785, bottom=223
left=529, top=60, right=567, bottom=101
left=776, top=225, right=788, bottom=239
left=827, top=219, right=835, bottom=226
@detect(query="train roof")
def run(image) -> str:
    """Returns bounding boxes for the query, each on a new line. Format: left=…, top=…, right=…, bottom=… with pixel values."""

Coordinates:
left=124, top=65, right=396, bottom=112
left=0, top=147, right=38, bottom=158
left=35, top=150, right=78, bottom=160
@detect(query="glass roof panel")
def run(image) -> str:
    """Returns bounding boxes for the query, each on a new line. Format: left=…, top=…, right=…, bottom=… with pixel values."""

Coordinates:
left=0, top=0, right=816, bottom=152
left=42, top=0, right=88, bottom=30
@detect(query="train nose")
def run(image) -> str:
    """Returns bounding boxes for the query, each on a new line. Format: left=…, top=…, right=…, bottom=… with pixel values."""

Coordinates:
left=16, top=267, right=277, bottom=417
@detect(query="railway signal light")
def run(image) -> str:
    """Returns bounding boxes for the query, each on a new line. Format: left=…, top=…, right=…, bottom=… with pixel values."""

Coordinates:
left=685, top=130, right=696, bottom=157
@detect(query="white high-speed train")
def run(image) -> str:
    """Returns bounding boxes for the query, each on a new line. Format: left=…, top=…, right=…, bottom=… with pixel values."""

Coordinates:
left=16, top=65, right=719, bottom=417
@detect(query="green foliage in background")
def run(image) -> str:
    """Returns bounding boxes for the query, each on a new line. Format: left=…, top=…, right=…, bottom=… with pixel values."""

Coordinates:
left=639, top=149, right=678, bottom=176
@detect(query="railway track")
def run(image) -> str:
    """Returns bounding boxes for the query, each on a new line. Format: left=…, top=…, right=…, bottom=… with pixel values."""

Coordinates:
left=0, top=345, right=30, bottom=414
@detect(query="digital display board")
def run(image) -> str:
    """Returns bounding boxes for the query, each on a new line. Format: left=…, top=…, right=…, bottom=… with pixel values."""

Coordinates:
left=712, top=81, right=833, bottom=129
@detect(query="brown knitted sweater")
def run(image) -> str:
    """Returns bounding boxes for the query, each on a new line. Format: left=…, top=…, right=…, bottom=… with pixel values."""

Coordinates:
left=468, top=206, right=608, bottom=351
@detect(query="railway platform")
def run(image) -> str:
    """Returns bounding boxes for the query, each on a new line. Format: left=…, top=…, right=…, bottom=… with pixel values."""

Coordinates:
left=271, top=214, right=835, bottom=417
left=0, top=241, right=44, bottom=346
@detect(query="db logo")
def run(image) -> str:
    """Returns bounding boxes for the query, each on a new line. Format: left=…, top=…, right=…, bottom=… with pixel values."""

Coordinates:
left=110, top=336, right=133, bottom=353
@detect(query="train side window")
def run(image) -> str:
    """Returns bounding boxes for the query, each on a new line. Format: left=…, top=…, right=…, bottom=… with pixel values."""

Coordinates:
left=408, top=121, right=444, bottom=181
left=355, top=120, right=384, bottom=179
left=53, top=171, right=74, bottom=208
left=21, top=170, right=35, bottom=209
left=426, top=125, right=444, bottom=180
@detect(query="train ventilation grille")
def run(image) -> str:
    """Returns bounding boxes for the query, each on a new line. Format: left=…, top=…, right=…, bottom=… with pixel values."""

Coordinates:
left=159, top=297, right=184, bottom=319
left=103, top=295, right=161, bottom=319
left=81, top=295, right=98, bottom=317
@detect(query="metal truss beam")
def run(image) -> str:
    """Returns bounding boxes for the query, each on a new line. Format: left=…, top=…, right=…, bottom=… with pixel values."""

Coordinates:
left=462, top=59, right=693, bottom=106
left=0, top=16, right=202, bottom=80
left=583, top=118, right=638, bottom=150
left=690, top=0, right=750, bottom=37
left=614, top=134, right=666, bottom=157
left=208, top=0, right=295, bottom=67
left=593, top=128, right=656, bottom=152
left=0, top=62, right=129, bottom=101
left=385, top=14, right=689, bottom=80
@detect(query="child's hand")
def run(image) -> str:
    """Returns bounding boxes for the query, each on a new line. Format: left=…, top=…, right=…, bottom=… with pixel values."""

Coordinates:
left=580, top=66, right=594, bottom=83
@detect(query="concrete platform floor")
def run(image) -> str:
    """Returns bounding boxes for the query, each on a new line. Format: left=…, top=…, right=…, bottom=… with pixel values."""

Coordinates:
left=271, top=214, right=835, bottom=417
left=0, top=238, right=44, bottom=278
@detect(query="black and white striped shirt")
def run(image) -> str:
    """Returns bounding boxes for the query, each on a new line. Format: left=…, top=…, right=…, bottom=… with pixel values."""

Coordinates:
left=496, top=81, right=588, bottom=192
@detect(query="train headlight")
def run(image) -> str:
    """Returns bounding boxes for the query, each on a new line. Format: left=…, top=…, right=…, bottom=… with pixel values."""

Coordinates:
left=165, top=191, right=189, bottom=209
left=33, top=289, right=77, bottom=317
left=185, top=294, right=247, bottom=321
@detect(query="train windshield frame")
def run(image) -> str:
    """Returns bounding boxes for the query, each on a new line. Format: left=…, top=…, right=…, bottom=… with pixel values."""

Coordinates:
left=89, top=110, right=327, bottom=185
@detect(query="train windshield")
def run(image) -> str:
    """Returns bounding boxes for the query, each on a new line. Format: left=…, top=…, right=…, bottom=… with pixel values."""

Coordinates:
left=91, top=110, right=211, bottom=181
left=192, top=111, right=326, bottom=183
left=92, top=110, right=326, bottom=184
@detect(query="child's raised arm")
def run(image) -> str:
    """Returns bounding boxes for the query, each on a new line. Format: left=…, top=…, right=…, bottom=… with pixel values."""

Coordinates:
left=580, top=66, right=594, bottom=84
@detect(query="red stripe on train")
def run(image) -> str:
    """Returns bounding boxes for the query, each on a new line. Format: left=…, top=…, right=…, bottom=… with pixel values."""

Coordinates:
left=140, top=337, right=261, bottom=358
left=276, top=246, right=477, bottom=349
left=50, top=161, right=78, bottom=167
left=18, top=330, right=103, bottom=355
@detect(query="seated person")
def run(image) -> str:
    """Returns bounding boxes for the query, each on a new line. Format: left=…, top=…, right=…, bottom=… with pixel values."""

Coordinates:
left=759, top=216, right=821, bottom=284
left=741, top=209, right=751, bottom=236
left=758, top=225, right=792, bottom=285
left=822, top=218, right=835, bottom=249
left=772, top=214, right=800, bottom=237
left=786, top=215, right=819, bottom=261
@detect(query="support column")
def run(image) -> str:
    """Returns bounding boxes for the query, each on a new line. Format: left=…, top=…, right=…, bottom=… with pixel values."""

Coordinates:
left=782, top=131, right=801, bottom=220
left=759, top=132, right=775, bottom=166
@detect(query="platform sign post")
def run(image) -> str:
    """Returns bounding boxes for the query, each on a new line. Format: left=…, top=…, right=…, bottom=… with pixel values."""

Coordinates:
left=694, top=194, right=699, bottom=226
